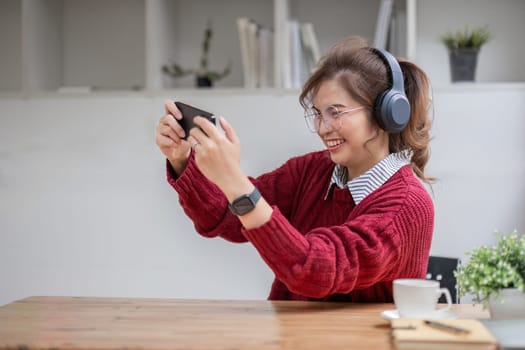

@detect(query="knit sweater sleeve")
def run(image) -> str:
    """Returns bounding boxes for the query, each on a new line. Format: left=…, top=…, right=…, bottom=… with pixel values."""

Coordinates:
left=166, top=153, right=303, bottom=243
left=241, top=172, right=434, bottom=299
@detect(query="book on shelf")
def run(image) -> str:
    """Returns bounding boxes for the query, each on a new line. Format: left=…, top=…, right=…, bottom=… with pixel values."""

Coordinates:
left=300, top=22, right=321, bottom=71
left=236, top=17, right=273, bottom=89
left=273, top=0, right=289, bottom=89
left=391, top=318, right=497, bottom=350
left=289, top=18, right=303, bottom=89
left=373, top=0, right=394, bottom=50
left=236, top=16, right=320, bottom=89
left=289, top=20, right=321, bottom=89
left=388, top=8, right=406, bottom=57
left=236, top=17, right=255, bottom=88
left=276, top=18, right=320, bottom=89
left=257, top=26, right=274, bottom=88
left=246, top=19, right=260, bottom=88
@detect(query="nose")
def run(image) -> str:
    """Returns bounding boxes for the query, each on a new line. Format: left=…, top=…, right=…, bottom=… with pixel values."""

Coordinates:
left=317, top=115, right=336, bottom=134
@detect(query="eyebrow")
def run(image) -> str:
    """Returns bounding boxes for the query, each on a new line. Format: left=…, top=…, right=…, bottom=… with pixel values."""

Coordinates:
left=312, top=103, right=346, bottom=111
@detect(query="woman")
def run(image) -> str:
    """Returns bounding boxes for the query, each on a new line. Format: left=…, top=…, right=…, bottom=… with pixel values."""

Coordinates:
left=155, top=36, right=434, bottom=302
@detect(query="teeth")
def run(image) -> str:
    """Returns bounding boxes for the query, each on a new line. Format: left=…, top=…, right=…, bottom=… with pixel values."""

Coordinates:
left=326, top=139, right=344, bottom=147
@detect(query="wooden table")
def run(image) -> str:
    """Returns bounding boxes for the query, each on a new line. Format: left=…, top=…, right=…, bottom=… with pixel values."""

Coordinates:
left=0, top=296, right=487, bottom=350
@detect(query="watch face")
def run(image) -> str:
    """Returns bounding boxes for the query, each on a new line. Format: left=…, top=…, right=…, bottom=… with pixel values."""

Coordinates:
left=229, top=187, right=261, bottom=216
left=233, top=197, right=255, bottom=216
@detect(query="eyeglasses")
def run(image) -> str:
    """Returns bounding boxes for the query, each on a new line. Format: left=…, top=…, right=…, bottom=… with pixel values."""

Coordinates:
left=304, top=105, right=365, bottom=133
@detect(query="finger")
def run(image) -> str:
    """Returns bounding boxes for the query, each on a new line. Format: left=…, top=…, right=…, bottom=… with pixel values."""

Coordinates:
left=189, top=126, right=210, bottom=148
left=164, top=100, right=183, bottom=121
left=193, top=116, right=220, bottom=140
left=158, top=123, right=182, bottom=144
left=187, top=135, right=197, bottom=146
left=158, top=117, right=177, bottom=136
left=186, top=135, right=203, bottom=154
left=219, top=116, right=240, bottom=144
left=156, top=134, right=176, bottom=148
left=161, top=114, right=186, bottom=139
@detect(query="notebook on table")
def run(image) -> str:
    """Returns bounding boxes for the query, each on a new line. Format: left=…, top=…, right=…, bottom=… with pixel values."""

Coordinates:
left=391, top=318, right=498, bottom=350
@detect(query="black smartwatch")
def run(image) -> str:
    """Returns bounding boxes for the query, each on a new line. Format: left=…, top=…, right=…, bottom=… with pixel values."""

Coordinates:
left=228, top=187, right=261, bottom=216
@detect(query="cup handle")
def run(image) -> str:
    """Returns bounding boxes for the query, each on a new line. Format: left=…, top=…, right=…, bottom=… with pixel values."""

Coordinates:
left=437, top=288, right=453, bottom=311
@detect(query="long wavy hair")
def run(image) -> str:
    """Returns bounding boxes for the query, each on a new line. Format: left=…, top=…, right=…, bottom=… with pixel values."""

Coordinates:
left=299, top=36, right=434, bottom=183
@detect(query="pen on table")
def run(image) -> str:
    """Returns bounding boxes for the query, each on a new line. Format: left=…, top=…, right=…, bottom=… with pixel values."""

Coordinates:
left=423, top=320, right=471, bottom=335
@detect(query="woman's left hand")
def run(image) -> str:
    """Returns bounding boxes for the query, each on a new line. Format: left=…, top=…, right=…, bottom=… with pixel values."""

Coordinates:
left=190, top=116, right=253, bottom=201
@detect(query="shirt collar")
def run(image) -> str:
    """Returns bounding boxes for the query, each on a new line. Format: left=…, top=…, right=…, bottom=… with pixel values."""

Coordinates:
left=324, top=151, right=411, bottom=204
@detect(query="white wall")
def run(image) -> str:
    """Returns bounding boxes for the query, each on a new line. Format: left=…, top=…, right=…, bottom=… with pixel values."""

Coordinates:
left=1, top=86, right=525, bottom=306
left=0, top=91, right=317, bottom=305
left=426, top=84, right=525, bottom=254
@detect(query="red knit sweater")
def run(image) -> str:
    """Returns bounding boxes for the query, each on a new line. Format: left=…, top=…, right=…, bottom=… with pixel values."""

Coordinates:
left=168, top=150, right=434, bottom=302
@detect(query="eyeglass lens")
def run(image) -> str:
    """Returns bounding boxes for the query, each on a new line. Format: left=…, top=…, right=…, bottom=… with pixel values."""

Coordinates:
left=304, top=106, right=343, bottom=132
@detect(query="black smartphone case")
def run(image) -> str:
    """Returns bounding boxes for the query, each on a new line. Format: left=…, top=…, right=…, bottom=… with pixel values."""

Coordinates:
left=175, top=101, right=215, bottom=138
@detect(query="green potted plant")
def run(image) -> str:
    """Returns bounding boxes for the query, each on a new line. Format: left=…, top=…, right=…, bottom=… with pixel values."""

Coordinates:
left=454, top=230, right=525, bottom=319
left=439, top=26, right=491, bottom=82
left=162, top=21, right=231, bottom=88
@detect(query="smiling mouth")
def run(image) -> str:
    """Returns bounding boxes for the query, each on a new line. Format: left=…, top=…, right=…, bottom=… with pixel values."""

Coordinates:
left=326, top=139, right=344, bottom=149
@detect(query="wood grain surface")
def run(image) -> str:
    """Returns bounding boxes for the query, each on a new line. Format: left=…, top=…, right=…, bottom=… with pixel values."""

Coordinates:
left=0, top=296, right=487, bottom=350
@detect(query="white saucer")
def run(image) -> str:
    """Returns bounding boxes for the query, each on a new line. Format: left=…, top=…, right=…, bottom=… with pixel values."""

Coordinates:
left=380, top=308, right=458, bottom=320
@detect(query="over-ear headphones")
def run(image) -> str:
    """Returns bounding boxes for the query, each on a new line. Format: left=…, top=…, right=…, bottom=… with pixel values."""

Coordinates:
left=371, top=48, right=410, bottom=133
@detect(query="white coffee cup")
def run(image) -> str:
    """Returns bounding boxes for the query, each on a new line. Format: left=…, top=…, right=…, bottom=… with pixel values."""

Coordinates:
left=393, top=278, right=452, bottom=318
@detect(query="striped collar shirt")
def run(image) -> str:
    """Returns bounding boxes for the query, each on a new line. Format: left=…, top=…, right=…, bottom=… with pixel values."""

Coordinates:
left=325, top=151, right=411, bottom=204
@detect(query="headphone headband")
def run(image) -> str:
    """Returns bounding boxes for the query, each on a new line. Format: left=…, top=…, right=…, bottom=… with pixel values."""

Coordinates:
left=371, top=48, right=406, bottom=93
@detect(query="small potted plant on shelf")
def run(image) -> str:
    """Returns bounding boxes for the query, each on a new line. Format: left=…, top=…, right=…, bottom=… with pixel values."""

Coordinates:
left=454, top=230, right=525, bottom=319
left=162, top=21, right=231, bottom=88
left=440, top=26, right=491, bottom=82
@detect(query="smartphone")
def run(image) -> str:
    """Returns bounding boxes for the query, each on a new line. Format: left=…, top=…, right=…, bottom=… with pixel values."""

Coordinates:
left=175, top=101, right=216, bottom=139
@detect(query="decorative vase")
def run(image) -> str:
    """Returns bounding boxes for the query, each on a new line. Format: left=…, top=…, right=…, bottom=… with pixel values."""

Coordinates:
left=448, top=48, right=479, bottom=82
left=196, top=75, right=212, bottom=88
left=488, top=288, right=525, bottom=319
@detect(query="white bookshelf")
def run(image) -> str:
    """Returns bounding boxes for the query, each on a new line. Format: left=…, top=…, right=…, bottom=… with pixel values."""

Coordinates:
left=4, top=0, right=388, bottom=95
left=2, top=0, right=524, bottom=96
left=146, top=0, right=274, bottom=90
left=20, top=0, right=145, bottom=93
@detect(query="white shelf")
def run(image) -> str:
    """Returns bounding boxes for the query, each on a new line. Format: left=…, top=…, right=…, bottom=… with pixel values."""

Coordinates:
left=22, top=0, right=145, bottom=93
left=11, top=82, right=525, bottom=101
left=2, top=0, right=523, bottom=97
left=6, top=0, right=394, bottom=95
left=433, top=82, right=525, bottom=92
left=146, top=0, right=274, bottom=90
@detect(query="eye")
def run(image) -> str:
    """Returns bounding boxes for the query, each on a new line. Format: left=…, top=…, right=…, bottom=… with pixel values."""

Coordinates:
left=327, top=106, right=341, bottom=117
left=308, top=108, right=321, bottom=118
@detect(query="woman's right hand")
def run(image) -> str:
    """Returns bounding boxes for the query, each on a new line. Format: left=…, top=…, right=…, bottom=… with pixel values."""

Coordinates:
left=155, top=100, right=192, bottom=176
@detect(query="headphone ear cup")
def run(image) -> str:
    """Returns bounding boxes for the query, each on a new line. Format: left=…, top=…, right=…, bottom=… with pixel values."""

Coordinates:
left=375, top=90, right=411, bottom=133
left=373, top=90, right=388, bottom=130
left=371, top=48, right=411, bottom=133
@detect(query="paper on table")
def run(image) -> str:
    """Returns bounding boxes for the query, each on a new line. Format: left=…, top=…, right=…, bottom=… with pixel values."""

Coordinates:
left=391, top=318, right=497, bottom=350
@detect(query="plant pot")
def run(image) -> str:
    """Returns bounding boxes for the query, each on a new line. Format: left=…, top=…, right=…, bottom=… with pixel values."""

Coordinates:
left=448, top=48, right=479, bottom=82
left=488, top=288, right=525, bottom=319
left=196, top=76, right=213, bottom=88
